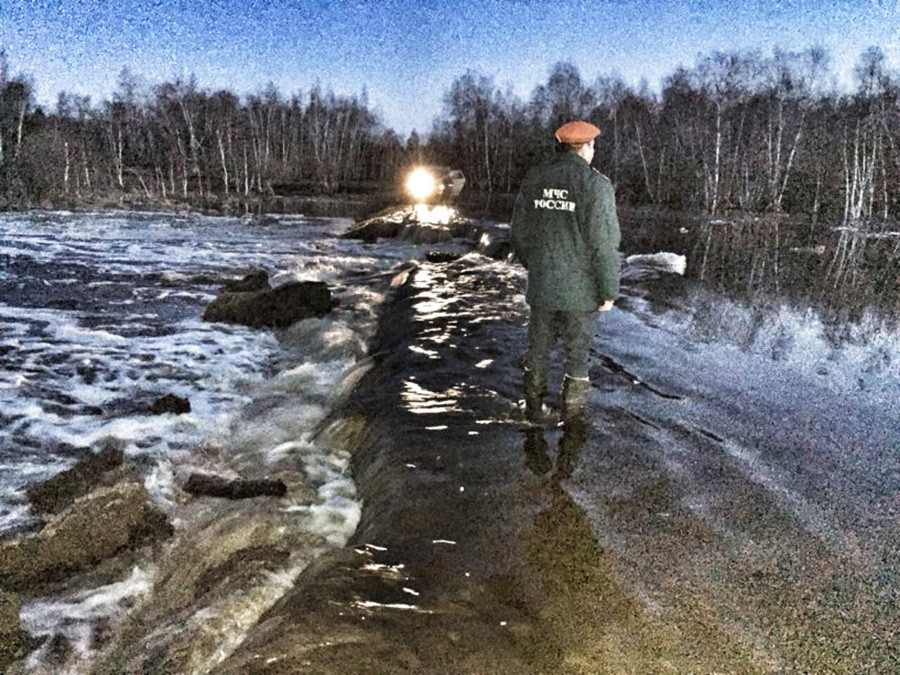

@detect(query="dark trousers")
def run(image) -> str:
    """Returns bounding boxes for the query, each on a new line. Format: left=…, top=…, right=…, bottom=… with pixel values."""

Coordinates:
left=525, top=307, right=598, bottom=388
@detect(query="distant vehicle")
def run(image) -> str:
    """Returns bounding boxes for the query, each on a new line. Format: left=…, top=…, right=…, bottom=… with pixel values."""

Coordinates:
left=404, top=166, right=466, bottom=204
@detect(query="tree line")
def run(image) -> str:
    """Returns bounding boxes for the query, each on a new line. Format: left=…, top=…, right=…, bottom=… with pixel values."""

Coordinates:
left=0, top=55, right=407, bottom=208
left=426, top=46, right=900, bottom=226
left=1, top=46, right=899, bottom=225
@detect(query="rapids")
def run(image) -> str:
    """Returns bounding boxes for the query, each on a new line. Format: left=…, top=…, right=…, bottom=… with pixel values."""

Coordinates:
left=0, top=210, right=464, bottom=673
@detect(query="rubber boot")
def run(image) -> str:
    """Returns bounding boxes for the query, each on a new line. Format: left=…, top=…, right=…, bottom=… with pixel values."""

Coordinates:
left=561, top=375, right=591, bottom=422
left=524, top=370, right=550, bottom=424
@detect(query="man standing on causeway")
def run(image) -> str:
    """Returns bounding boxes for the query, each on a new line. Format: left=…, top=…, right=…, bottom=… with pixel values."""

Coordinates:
left=510, top=120, right=621, bottom=423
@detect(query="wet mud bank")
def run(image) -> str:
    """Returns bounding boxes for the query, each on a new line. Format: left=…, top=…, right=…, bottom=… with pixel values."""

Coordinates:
left=217, top=255, right=769, bottom=674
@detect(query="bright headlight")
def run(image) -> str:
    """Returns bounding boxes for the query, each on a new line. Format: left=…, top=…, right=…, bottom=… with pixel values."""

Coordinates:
left=405, top=167, right=436, bottom=202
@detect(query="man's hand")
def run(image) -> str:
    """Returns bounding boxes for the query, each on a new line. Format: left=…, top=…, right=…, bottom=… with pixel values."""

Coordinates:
left=598, top=300, right=615, bottom=313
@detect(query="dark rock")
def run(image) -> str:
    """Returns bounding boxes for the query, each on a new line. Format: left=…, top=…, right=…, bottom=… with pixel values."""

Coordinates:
left=398, top=222, right=453, bottom=244
left=223, top=270, right=270, bottom=293
left=76, top=362, right=97, bottom=384
left=133, top=504, right=175, bottom=546
left=149, top=394, right=191, bottom=415
left=341, top=208, right=411, bottom=242
left=480, top=239, right=513, bottom=261
left=0, top=481, right=172, bottom=592
left=425, top=251, right=462, bottom=263
left=26, top=439, right=125, bottom=515
left=183, top=473, right=288, bottom=500
left=203, top=281, right=333, bottom=328
left=0, top=589, right=29, bottom=671
left=188, top=273, right=221, bottom=286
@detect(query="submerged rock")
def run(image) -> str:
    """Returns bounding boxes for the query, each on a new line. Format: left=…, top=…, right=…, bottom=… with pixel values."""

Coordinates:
left=203, top=281, right=333, bottom=328
left=84, top=513, right=313, bottom=674
left=0, top=481, right=172, bottom=592
left=42, top=633, right=74, bottom=670
left=183, top=473, right=287, bottom=500
left=149, top=393, right=191, bottom=415
left=26, top=439, right=125, bottom=515
left=398, top=222, right=453, bottom=244
left=344, top=219, right=402, bottom=242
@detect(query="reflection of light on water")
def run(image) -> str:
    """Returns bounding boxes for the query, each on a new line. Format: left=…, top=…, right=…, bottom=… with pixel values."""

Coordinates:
left=361, top=563, right=407, bottom=580
left=413, top=203, right=456, bottom=225
left=416, top=297, right=457, bottom=316
left=353, top=599, right=434, bottom=613
left=409, top=344, right=440, bottom=359
left=401, top=379, right=464, bottom=414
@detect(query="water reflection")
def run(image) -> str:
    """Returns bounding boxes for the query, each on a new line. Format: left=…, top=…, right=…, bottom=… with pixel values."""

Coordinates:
left=691, top=215, right=900, bottom=326
left=522, top=419, right=590, bottom=482
left=624, top=211, right=900, bottom=332
left=400, top=379, right=464, bottom=415
left=620, top=212, right=900, bottom=384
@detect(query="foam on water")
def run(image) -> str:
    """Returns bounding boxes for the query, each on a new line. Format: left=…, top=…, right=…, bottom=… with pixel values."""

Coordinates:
left=0, top=210, right=419, bottom=671
left=20, top=566, right=155, bottom=669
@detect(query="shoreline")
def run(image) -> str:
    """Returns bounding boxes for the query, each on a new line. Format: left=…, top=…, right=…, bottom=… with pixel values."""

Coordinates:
left=0, top=192, right=399, bottom=221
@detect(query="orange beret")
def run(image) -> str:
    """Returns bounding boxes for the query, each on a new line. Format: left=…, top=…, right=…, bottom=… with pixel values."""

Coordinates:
left=554, top=121, right=600, bottom=143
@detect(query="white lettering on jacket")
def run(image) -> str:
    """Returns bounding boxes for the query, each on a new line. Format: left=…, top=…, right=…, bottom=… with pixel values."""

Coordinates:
left=534, top=187, right=575, bottom=211
left=542, top=188, right=569, bottom=199
left=533, top=198, right=576, bottom=212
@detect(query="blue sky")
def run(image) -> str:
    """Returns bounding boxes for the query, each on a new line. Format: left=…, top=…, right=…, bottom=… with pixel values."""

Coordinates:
left=1, top=0, right=898, bottom=136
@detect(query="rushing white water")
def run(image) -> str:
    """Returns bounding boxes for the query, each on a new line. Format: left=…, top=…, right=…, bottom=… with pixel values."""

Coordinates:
left=0, top=210, right=439, bottom=673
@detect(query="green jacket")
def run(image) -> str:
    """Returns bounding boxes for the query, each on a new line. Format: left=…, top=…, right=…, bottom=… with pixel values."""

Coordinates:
left=510, top=153, right=621, bottom=311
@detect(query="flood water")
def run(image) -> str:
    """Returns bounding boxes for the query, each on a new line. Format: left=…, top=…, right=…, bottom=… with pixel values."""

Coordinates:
left=0, top=210, right=466, bottom=673
left=541, top=211, right=900, bottom=670
left=217, top=209, right=897, bottom=673
left=1, top=207, right=898, bottom=672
